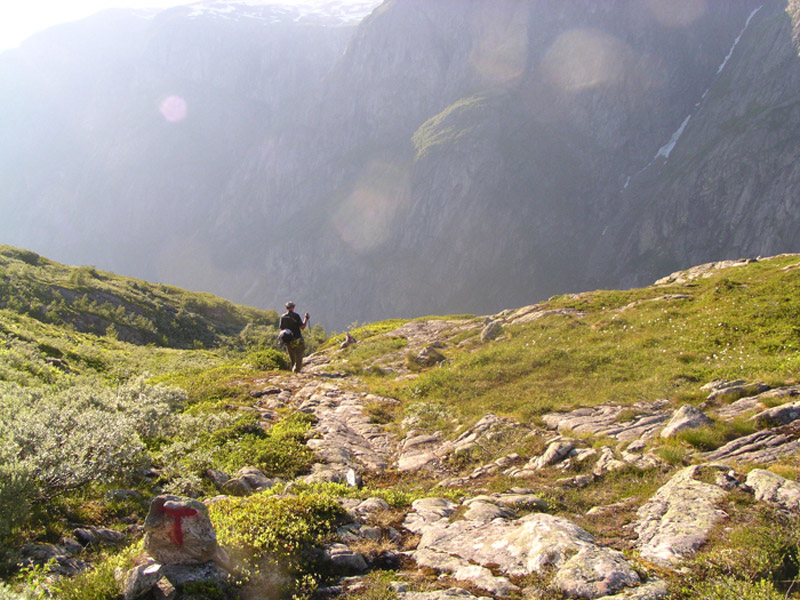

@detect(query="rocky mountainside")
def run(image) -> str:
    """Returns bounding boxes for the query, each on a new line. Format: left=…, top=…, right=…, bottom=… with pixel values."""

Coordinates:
left=2, top=0, right=798, bottom=329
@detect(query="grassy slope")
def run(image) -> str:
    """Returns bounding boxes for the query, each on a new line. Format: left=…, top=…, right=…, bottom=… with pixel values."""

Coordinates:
left=0, top=245, right=279, bottom=350
left=335, top=255, right=800, bottom=428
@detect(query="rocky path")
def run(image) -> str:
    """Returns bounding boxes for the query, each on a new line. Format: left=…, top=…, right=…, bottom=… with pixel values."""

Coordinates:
left=219, top=346, right=800, bottom=600
left=33, top=329, right=800, bottom=600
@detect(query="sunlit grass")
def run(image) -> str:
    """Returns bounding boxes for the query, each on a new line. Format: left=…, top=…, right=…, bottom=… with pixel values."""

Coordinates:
left=370, top=256, right=800, bottom=426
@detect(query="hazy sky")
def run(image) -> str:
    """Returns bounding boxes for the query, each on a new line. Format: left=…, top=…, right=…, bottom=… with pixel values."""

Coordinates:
left=0, top=0, right=368, bottom=52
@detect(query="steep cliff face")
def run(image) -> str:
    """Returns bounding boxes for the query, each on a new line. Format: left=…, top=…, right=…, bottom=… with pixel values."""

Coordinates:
left=594, top=1, right=800, bottom=286
left=2, top=0, right=796, bottom=328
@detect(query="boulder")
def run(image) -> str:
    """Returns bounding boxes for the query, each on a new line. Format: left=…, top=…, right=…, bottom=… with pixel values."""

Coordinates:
left=480, top=320, right=503, bottom=342
left=660, top=405, right=712, bottom=438
left=143, top=496, right=222, bottom=566
left=123, top=561, right=229, bottom=600
left=746, top=469, right=800, bottom=511
left=414, top=346, right=446, bottom=367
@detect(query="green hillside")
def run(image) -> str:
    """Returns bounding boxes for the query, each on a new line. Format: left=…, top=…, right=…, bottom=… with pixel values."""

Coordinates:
left=2, top=251, right=800, bottom=600
left=0, top=245, right=281, bottom=350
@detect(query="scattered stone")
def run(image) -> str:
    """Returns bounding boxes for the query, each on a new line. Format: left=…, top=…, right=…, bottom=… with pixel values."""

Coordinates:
left=593, top=447, right=628, bottom=477
left=660, top=405, right=712, bottom=438
left=634, top=465, right=730, bottom=567
left=249, top=387, right=282, bottom=398
left=105, top=489, right=144, bottom=503
left=324, top=543, right=368, bottom=573
left=73, top=526, right=126, bottom=547
left=746, top=469, right=800, bottom=511
left=20, top=543, right=89, bottom=577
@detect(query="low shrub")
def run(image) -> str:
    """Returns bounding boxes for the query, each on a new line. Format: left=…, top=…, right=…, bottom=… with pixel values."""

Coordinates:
left=0, top=378, right=181, bottom=535
left=245, top=348, right=289, bottom=371
left=209, top=492, right=346, bottom=598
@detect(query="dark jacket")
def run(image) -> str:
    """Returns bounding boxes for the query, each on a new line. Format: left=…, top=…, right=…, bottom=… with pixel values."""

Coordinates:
left=280, top=311, right=303, bottom=340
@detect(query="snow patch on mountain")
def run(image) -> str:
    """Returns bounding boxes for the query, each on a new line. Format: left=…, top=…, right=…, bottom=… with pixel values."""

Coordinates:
left=186, top=0, right=381, bottom=25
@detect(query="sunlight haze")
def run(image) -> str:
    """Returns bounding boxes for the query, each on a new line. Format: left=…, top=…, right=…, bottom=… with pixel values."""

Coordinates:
left=0, top=0, right=370, bottom=52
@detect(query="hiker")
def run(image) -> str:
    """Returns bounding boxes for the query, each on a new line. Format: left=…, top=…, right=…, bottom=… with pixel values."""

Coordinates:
left=279, top=301, right=310, bottom=373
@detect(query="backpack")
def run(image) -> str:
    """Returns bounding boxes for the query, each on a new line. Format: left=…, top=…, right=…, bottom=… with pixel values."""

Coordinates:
left=277, top=328, right=295, bottom=346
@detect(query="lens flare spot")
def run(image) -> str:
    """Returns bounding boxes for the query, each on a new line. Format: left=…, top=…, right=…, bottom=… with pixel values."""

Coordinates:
left=646, top=0, right=707, bottom=28
left=469, top=0, right=529, bottom=87
left=159, top=95, right=188, bottom=122
left=541, top=28, right=629, bottom=93
left=332, top=161, right=409, bottom=253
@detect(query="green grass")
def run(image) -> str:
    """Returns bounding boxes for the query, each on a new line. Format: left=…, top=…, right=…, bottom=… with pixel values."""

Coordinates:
left=366, top=256, right=800, bottom=426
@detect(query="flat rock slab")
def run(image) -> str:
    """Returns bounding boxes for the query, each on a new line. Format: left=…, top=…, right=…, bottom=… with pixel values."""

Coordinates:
left=295, top=383, right=398, bottom=474
left=396, top=587, right=492, bottom=600
left=717, top=385, right=800, bottom=421
left=397, top=413, right=529, bottom=473
left=702, top=422, right=800, bottom=464
left=542, top=401, right=671, bottom=442
left=634, top=465, right=730, bottom=567
left=411, top=508, right=640, bottom=599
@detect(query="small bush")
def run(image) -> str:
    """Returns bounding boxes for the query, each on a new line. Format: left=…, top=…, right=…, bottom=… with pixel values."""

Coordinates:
left=209, top=492, right=345, bottom=598
left=51, top=546, right=138, bottom=600
left=681, top=577, right=783, bottom=600
left=245, top=349, right=289, bottom=371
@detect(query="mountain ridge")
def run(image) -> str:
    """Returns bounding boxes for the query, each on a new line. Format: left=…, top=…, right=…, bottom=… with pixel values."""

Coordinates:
left=2, top=0, right=799, bottom=330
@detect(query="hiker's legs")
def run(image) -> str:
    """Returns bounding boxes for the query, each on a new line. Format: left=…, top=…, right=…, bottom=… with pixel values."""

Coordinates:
left=289, top=340, right=305, bottom=372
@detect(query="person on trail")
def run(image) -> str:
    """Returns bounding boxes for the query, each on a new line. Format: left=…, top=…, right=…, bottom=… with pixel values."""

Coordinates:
left=279, top=301, right=310, bottom=373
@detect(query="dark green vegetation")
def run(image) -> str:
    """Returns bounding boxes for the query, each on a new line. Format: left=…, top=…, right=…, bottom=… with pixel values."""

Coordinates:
left=2, top=250, right=800, bottom=599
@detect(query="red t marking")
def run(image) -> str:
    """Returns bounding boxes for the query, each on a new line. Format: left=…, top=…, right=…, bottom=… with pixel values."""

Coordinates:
left=159, top=505, right=198, bottom=546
